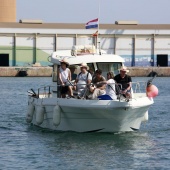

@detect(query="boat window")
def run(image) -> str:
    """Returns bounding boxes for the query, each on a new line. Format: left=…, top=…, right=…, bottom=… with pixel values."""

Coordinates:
left=97, top=62, right=122, bottom=78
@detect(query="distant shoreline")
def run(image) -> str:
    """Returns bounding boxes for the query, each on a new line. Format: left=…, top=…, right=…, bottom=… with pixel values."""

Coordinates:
left=0, top=66, right=169, bottom=77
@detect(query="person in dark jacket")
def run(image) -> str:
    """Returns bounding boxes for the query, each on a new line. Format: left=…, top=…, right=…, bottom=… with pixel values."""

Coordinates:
left=114, top=66, right=132, bottom=99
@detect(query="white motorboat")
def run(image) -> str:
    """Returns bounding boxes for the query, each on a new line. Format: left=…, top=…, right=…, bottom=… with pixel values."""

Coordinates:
left=26, top=45, right=157, bottom=133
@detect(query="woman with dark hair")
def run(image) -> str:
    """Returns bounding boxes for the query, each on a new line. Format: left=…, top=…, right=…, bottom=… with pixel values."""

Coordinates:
left=96, top=71, right=117, bottom=100
left=105, top=72, right=117, bottom=100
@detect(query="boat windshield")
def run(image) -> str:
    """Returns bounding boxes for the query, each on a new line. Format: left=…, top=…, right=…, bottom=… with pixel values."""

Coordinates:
left=97, top=62, right=122, bottom=77
left=52, top=62, right=122, bottom=82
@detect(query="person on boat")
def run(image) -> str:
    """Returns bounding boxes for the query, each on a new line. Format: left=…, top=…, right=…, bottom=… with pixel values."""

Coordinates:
left=92, top=69, right=106, bottom=86
left=59, top=59, right=74, bottom=98
left=114, top=66, right=132, bottom=99
left=105, top=71, right=117, bottom=100
left=90, top=69, right=106, bottom=99
left=94, top=72, right=117, bottom=100
left=73, top=63, right=92, bottom=98
left=69, top=65, right=77, bottom=81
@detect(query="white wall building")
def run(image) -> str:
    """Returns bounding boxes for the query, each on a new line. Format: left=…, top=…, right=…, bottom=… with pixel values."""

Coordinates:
left=0, top=22, right=170, bottom=67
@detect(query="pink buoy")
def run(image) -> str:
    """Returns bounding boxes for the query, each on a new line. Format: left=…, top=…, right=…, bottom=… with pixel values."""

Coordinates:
left=146, top=84, right=158, bottom=98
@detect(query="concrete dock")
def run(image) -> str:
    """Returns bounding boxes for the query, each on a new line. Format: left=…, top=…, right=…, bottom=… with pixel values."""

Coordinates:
left=0, top=67, right=52, bottom=77
left=128, top=67, right=170, bottom=77
left=0, top=66, right=169, bottom=77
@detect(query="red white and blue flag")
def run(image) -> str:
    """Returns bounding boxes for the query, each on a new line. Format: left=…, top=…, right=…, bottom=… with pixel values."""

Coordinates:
left=85, top=18, right=98, bottom=29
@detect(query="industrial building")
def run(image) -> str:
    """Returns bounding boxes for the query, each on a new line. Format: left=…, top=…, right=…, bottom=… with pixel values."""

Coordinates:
left=0, top=22, right=170, bottom=67
left=0, top=0, right=170, bottom=67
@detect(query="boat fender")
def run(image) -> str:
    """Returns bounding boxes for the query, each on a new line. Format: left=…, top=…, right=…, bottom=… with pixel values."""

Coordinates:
left=53, top=105, right=61, bottom=127
left=36, top=106, right=45, bottom=125
left=26, top=103, right=35, bottom=123
left=142, top=111, right=149, bottom=122
left=146, top=84, right=158, bottom=98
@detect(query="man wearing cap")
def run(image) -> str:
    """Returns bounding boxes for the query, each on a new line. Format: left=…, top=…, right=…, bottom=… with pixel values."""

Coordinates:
left=74, top=63, right=92, bottom=98
left=59, top=58, right=74, bottom=98
left=114, top=66, right=132, bottom=99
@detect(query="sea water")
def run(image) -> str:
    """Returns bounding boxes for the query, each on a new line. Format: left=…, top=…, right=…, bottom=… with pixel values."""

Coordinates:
left=0, top=77, right=170, bottom=170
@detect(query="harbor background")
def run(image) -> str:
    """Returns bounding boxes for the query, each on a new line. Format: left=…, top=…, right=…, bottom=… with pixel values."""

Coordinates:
left=0, top=66, right=170, bottom=77
left=0, top=1, right=170, bottom=169
left=0, top=76, right=169, bottom=169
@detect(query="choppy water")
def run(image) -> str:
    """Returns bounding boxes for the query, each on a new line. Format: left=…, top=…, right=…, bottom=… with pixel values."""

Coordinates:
left=0, top=77, right=170, bottom=170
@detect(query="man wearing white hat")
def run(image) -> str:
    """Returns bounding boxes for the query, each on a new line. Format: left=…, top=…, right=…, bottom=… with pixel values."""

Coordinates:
left=74, top=63, right=92, bottom=98
left=59, top=58, right=74, bottom=98
left=114, top=66, right=132, bottom=99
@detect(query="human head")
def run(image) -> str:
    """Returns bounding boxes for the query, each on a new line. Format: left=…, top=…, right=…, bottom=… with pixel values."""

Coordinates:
left=119, top=66, right=129, bottom=73
left=80, top=63, right=88, bottom=73
left=119, top=66, right=129, bottom=76
left=95, top=69, right=102, bottom=78
left=60, top=58, right=69, bottom=68
left=107, top=71, right=114, bottom=80
left=95, top=69, right=102, bottom=75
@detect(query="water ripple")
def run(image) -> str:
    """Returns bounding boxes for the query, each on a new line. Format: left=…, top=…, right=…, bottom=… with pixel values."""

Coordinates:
left=0, top=77, right=170, bottom=169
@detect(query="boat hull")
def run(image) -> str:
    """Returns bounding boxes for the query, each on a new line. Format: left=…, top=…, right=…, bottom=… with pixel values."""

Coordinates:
left=27, top=96, right=154, bottom=133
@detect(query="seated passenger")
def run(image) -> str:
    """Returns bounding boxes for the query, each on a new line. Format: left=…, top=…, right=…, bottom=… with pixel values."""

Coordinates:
left=69, top=65, right=77, bottom=81
left=90, top=69, right=106, bottom=99
left=58, top=59, right=74, bottom=98
left=91, top=69, right=106, bottom=90
left=97, top=72, right=117, bottom=100
left=114, top=66, right=132, bottom=99
left=91, top=84, right=106, bottom=99
left=73, top=63, right=92, bottom=98
left=105, top=72, right=117, bottom=100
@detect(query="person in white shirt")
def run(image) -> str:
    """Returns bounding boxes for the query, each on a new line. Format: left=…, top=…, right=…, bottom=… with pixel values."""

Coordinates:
left=105, top=72, right=117, bottom=100
left=97, top=71, right=117, bottom=100
left=59, top=59, right=73, bottom=98
left=73, top=63, right=92, bottom=98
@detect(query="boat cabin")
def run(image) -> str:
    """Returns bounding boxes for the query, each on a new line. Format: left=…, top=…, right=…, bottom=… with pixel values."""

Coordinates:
left=49, top=45, right=125, bottom=98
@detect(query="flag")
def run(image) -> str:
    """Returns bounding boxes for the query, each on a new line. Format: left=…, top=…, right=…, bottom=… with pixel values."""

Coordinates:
left=85, top=18, right=98, bottom=29
left=92, top=31, right=98, bottom=36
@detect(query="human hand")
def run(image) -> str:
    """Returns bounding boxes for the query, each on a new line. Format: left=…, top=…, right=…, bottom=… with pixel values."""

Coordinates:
left=121, top=89, right=127, bottom=94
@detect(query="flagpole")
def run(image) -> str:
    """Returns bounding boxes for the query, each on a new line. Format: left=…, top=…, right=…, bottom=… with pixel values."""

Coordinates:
left=97, top=0, right=101, bottom=55
left=98, top=0, right=100, bottom=32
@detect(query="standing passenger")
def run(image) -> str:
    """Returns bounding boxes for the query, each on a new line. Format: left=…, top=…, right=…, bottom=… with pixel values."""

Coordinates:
left=59, top=59, right=74, bottom=98
left=74, top=63, right=92, bottom=98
